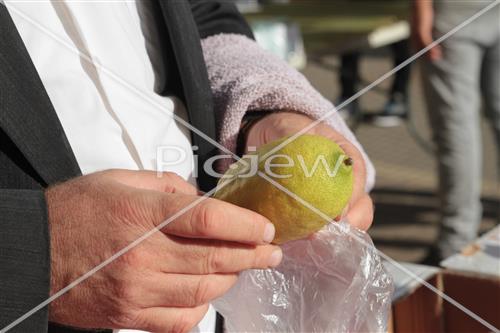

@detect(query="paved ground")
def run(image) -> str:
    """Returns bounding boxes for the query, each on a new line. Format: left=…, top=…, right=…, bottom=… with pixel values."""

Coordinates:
left=302, top=52, right=499, bottom=263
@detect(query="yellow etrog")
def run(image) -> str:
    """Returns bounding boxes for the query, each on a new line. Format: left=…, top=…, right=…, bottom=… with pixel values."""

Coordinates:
left=214, top=134, right=354, bottom=244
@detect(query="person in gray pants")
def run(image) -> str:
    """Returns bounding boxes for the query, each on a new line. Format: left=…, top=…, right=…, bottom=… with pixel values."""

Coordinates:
left=413, top=0, right=500, bottom=261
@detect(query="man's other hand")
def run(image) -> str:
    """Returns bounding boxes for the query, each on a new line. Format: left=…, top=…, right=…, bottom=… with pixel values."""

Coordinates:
left=246, top=112, right=374, bottom=232
left=46, top=170, right=281, bottom=332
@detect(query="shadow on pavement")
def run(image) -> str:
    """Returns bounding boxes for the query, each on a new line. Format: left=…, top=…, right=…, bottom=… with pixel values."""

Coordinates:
left=368, top=187, right=499, bottom=259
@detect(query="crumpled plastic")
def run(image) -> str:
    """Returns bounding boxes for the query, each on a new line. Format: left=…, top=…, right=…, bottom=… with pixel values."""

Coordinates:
left=213, top=221, right=394, bottom=332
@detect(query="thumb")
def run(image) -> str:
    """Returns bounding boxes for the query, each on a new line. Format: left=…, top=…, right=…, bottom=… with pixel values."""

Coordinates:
left=101, top=169, right=198, bottom=195
left=345, top=194, right=374, bottom=231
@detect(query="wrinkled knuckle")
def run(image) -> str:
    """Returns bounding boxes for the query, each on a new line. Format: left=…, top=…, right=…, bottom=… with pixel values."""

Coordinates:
left=119, top=249, right=145, bottom=269
left=108, top=282, right=141, bottom=328
left=113, top=279, right=140, bottom=309
left=171, top=312, right=197, bottom=333
left=162, top=172, right=182, bottom=192
left=206, top=246, right=226, bottom=273
left=120, top=286, right=136, bottom=305
left=192, top=201, right=219, bottom=237
left=193, top=277, right=212, bottom=305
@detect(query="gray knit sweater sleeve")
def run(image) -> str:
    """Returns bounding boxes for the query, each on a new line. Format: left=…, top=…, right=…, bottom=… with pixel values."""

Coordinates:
left=201, top=34, right=375, bottom=191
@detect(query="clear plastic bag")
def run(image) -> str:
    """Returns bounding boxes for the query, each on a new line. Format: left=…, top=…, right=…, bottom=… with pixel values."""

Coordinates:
left=213, top=221, right=394, bottom=332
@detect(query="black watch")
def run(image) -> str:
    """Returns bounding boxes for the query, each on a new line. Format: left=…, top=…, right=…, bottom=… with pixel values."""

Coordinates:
left=236, top=111, right=274, bottom=156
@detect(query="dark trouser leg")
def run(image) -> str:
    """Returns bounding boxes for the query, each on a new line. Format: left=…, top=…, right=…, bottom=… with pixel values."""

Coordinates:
left=390, top=39, right=411, bottom=98
left=339, top=52, right=360, bottom=98
left=421, top=37, right=483, bottom=258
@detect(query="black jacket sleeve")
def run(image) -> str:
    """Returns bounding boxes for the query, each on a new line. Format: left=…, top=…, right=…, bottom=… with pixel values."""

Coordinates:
left=188, top=0, right=254, bottom=39
left=0, top=190, right=50, bottom=332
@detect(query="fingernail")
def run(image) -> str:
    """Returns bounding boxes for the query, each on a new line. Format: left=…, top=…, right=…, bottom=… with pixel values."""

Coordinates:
left=263, top=223, right=275, bottom=243
left=269, top=248, right=283, bottom=267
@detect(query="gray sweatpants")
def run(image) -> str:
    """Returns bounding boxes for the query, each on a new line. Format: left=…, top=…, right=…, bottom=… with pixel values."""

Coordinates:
left=421, top=1, right=500, bottom=258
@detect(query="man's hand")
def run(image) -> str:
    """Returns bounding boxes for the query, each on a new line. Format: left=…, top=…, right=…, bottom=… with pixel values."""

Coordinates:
left=411, top=0, right=442, bottom=61
left=46, top=170, right=281, bottom=332
left=246, top=112, right=373, bottom=231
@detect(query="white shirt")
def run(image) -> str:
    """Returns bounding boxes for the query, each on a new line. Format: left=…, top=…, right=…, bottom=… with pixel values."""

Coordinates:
left=5, top=0, right=196, bottom=179
left=5, top=1, right=215, bottom=332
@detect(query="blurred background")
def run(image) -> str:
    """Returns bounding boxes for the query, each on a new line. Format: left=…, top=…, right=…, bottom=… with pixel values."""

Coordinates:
left=236, top=0, right=499, bottom=264
left=235, top=2, right=500, bottom=331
